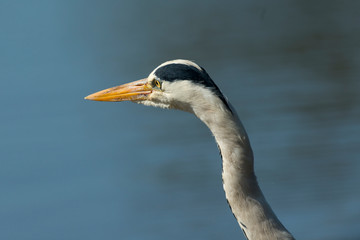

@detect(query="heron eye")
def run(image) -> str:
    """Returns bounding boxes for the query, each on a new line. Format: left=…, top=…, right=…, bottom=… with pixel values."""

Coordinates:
left=154, top=80, right=161, bottom=89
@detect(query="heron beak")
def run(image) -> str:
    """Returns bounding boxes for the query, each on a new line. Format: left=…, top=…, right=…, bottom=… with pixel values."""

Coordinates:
left=84, top=78, right=152, bottom=102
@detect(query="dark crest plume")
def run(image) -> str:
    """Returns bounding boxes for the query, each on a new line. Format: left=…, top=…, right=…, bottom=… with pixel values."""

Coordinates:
left=154, top=63, right=232, bottom=112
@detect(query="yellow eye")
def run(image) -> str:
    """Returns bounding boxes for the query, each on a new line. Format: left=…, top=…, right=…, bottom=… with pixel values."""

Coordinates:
left=154, top=80, right=161, bottom=88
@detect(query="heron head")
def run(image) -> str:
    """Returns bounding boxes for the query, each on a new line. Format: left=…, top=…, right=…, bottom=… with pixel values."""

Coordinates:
left=85, top=59, right=231, bottom=114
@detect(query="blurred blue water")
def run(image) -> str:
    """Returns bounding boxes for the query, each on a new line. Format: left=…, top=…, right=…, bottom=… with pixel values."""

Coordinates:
left=1, top=1, right=360, bottom=239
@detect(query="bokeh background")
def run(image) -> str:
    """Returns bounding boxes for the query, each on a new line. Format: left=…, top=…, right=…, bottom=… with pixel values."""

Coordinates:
left=1, top=1, right=360, bottom=239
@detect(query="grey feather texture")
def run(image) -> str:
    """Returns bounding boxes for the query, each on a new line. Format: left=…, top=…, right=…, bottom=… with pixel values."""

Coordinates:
left=135, top=60, right=295, bottom=239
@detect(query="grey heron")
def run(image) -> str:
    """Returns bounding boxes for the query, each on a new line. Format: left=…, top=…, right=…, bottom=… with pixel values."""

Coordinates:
left=85, top=59, right=295, bottom=240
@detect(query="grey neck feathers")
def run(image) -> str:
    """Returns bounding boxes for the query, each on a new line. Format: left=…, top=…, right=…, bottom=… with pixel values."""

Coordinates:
left=194, top=102, right=295, bottom=240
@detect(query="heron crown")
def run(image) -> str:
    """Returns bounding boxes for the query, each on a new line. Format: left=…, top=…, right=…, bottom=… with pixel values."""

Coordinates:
left=150, top=60, right=231, bottom=111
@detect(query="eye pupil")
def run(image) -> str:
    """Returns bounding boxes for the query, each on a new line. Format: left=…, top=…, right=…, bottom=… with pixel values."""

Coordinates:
left=155, top=80, right=161, bottom=88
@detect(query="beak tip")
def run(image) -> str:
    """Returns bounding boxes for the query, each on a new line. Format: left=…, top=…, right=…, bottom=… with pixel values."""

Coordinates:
left=84, top=93, right=97, bottom=100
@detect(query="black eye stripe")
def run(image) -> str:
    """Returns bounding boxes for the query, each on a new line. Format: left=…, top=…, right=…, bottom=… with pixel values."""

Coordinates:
left=155, top=64, right=204, bottom=83
left=154, top=63, right=232, bottom=113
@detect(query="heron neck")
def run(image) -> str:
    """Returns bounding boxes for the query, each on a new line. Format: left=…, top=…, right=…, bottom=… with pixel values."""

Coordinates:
left=195, top=106, right=294, bottom=240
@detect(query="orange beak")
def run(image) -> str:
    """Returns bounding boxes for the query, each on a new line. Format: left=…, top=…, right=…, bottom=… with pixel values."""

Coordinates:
left=84, top=78, right=152, bottom=102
